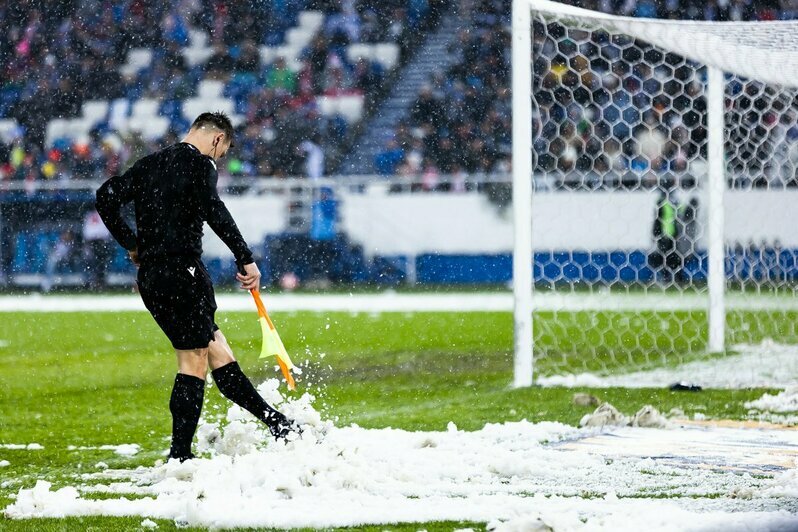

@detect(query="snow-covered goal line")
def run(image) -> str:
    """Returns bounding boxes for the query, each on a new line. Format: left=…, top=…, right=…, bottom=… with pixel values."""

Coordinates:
left=511, top=0, right=798, bottom=386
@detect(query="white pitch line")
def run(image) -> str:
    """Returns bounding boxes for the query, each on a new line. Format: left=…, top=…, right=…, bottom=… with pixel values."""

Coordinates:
left=0, top=291, right=797, bottom=313
left=0, top=293, right=512, bottom=313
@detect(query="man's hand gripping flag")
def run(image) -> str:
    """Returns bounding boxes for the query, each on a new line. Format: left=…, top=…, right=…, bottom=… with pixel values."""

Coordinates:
left=249, top=289, right=296, bottom=390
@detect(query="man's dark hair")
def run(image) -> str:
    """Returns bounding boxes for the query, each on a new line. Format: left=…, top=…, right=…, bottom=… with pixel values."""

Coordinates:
left=191, top=112, right=234, bottom=144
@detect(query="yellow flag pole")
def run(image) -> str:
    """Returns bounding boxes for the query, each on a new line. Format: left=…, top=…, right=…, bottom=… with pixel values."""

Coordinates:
left=249, top=289, right=296, bottom=390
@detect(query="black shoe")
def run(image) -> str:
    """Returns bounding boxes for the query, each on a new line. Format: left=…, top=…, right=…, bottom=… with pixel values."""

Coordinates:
left=168, top=452, right=195, bottom=463
left=266, top=410, right=301, bottom=441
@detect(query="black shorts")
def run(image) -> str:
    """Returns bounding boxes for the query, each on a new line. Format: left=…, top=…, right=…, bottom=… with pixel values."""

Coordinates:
left=137, top=256, right=218, bottom=350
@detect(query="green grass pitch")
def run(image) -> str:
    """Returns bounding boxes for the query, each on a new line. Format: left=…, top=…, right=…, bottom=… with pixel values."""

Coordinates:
left=0, top=310, right=784, bottom=531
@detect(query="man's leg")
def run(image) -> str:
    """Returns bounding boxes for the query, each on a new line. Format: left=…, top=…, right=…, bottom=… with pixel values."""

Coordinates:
left=169, top=348, right=208, bottom=461
left=208, top=330, right=294, bottom=438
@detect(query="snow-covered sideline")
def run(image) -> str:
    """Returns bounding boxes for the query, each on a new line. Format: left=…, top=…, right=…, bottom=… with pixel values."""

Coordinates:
left=0, top=292, right=513, bottom=313
left=538, top=340, right=798, bottom=389
left=5, top=380, right=798, bottom=530
left=3, top=291, right=798, bottom=313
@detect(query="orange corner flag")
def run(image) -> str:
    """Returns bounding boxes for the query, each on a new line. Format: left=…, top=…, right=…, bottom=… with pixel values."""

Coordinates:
left=250, top=289, right=296, bottom=390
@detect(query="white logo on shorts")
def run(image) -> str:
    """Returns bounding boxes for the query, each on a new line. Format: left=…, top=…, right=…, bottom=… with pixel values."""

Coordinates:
left=187, top=267, right=196, bottom=277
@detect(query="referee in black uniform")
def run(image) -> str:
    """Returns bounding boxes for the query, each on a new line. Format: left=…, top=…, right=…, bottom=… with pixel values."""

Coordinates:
left=96, top=112, right=295, bottom=461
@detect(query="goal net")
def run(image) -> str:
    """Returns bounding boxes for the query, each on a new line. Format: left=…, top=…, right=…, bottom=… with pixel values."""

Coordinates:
left=514, top=0, right=798, bottom=387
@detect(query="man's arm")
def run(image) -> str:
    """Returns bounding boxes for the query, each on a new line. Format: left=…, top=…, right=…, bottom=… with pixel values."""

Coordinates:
left=95, top=165, right=140, bottom=252
left=200, top=159, right=254, bottom=269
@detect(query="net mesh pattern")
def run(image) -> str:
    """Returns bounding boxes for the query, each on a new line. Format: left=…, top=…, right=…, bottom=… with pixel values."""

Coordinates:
left=528, top=1, right=798, bottom=379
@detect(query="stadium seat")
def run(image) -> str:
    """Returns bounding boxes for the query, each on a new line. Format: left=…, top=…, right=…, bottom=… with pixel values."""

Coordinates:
left=107, top=98, right=131, bottom=131
left=45, top=119, right=70, bottom=146
left=81, top=100, right=109, bottom=126
left=261, top=45, right=302, bottom=70
left=259, top=46, right=277, bottom=64
left=120, top=48, right=153, bottom=76
left=197, top=80, right=225, bottom=99
left=298, top=11, right=324, bottom=31
left=286, top=27, right=316, bottom=48
left=127, top=116, right=170, bottom=140
left=346, top=43, right=400, bottom=70
left=65, top=119, right=92, bottom=140
left=0, top=118, right=19, bottom=142
left=316, top=95, right=364, bottom=123
left=346, top=44, right=373, bottom=63
left=182, top=47, right=214, bottom=67
left=188, top=29, right=209, bottom=49
left=131, top=98, right=160, bottom=118
left=182, top=98, right=235, bottom=121
left=337, top=95, right=365, bottom=123
left=316, top=96, right=337, bottom=117
left=374, top=44, right=400, bottom=70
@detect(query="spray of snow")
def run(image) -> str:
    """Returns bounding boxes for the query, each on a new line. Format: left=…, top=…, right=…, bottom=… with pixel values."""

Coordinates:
left=538, top=340, right=798, bottom=389
left=5, top=379, right=798, bottom=530
left=746, top=387, right=798, bottom=413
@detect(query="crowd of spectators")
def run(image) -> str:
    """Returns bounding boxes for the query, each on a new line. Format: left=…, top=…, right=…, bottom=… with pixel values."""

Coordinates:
left=375, top=0, right=798, bottom=191
left=0, top=0, right=439, bottom=185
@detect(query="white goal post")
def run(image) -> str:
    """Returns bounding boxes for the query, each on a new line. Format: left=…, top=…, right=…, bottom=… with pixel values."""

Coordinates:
left=512, top=0, right=798, bottom=387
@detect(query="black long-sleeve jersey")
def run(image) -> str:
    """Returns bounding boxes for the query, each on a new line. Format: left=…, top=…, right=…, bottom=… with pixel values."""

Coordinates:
left=95, top=142, right=253, bottom=267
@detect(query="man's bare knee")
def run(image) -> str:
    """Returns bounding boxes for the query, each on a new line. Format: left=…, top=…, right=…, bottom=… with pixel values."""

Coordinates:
left=209, top=330, right=236, bottom=370
left=176, top=348, right=209, bottom=379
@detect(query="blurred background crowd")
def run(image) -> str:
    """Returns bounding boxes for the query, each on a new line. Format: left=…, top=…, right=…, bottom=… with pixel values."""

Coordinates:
left=2, top=0, right=797, bottom=187
left=2, top=0, right=798, bottom=289
left=0, top=0, right=439, bottom=183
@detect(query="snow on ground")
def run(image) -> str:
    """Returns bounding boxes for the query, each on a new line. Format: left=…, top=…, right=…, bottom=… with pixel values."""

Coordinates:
left=5, top=381, right=798, bottom=531
left=0, top=444, right=43, bottom=450
left=538, top=340, right=798, bottom=390
left=66, top=444, right=140, bottom=457
left=746, top=387, right=798, bottom=414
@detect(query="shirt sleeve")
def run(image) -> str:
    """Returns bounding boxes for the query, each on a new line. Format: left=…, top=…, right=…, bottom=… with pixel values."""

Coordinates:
left=95, top=163, right=141, bottom=251
left=200, top=158, right=254, bottom=268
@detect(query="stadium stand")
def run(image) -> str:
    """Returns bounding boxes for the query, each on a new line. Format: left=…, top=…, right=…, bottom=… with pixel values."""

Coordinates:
left=0, top=0, right=443, bottom=286
left=2, top=0, right=797, bottom=288
left=0, top=1, right=431, bottom=182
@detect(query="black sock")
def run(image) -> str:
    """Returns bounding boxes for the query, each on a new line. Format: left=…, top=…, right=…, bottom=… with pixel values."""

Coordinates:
left=211, top=361, right=280, bottom=426
left=168, top=373, right=205, bottom=460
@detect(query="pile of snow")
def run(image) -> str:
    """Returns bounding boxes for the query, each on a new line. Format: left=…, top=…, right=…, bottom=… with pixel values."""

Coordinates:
left=5, top=379, right=798, bottom=530
left=538, top=340, right=798, bottom=389
left=746, top=387, right=798, bottom=413
left=487, top=505, right=798, bottom=532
